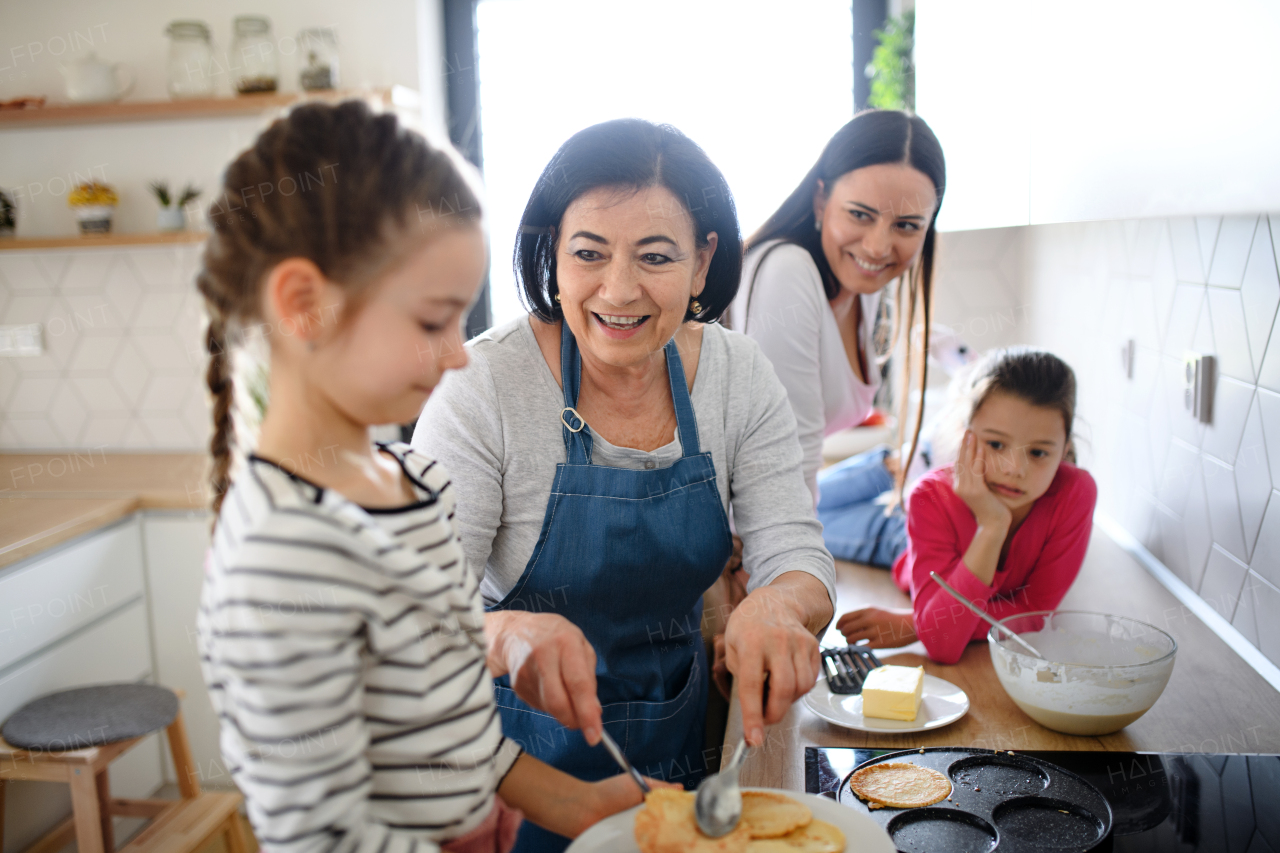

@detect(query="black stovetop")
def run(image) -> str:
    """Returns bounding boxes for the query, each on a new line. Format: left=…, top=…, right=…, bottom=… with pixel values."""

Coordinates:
left=805, top=747, right=1280, bottom=852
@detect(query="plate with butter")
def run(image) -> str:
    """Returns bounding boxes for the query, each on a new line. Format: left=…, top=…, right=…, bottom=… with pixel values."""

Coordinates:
left=803, top=664, right=969, bottom=733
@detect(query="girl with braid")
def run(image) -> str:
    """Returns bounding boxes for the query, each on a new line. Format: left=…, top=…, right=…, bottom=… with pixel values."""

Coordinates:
left=195, top=101, right=662, bottom=853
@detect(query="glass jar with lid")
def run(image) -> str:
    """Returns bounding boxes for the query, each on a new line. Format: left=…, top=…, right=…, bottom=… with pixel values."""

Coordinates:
left=231, top=15, right=278, bottom=94
left=298, top=27, right=339, bottom=91
left=165, top=20, right=214, bottom=98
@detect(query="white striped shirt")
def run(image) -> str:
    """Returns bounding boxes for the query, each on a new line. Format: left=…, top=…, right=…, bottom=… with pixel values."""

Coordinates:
left=197, top=443, right=522, bottom=853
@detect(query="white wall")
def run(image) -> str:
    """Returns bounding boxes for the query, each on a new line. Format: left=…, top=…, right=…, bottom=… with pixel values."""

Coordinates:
left=917, top=0, right=1280, bottom=231
left=0, top=0, right=445, bottom=237
left=0, top=0, right=447, bottom=450
left=1019, top=215, right=1280, bottom=668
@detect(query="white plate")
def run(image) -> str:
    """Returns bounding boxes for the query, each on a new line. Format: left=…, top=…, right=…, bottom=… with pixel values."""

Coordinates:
left=803, top=673, right=970, bottom=733
left=567, top=787, right=894, bottom=853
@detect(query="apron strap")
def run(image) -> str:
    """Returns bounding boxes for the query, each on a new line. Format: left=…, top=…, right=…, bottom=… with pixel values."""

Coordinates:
left=558, top=322, right=703, bottom=462
left=559, top=321, right=593, bottom=465
left=663, top=338, right=701, bottom=457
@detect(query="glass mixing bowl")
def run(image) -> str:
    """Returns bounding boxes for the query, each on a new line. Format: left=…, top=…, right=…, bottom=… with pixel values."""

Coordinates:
left=988, top=611, right=1176, bottom=736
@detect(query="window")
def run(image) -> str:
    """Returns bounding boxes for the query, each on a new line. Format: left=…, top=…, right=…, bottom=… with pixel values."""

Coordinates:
left=475, top=0, right=854, bottom=327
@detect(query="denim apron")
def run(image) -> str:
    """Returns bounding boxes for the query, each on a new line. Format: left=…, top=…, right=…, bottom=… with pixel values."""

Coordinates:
left=490, top=323, right=732, bottom=852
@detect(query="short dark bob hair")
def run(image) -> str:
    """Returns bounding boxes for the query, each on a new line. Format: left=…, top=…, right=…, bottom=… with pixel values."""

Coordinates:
left=514, top=118, right=742, bottom=324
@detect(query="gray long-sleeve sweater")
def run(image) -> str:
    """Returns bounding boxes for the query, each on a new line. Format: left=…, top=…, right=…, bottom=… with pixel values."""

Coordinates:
left=412, top=316, right=836, bottom=614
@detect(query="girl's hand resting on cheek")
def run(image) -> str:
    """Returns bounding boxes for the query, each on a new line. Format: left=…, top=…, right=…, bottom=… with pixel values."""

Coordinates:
left=837, top=606, right=917, bottom=648
left=953, top=431, right=1012, bottom=531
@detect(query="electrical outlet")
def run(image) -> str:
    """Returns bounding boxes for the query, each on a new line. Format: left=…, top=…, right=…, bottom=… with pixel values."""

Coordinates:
left=1183, top=352, right=1215, bottom=424
left=1121, top=339, right=1135, bottom=379
left=0, top=324, right=43, bottom=356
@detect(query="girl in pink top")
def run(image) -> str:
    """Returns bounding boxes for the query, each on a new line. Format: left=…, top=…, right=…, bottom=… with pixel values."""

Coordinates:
left=837, top=349, right=1096, bottom=664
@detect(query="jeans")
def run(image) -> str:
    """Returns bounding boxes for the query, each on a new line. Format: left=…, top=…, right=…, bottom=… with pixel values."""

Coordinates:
left=816, top=445, right=908, bottom=568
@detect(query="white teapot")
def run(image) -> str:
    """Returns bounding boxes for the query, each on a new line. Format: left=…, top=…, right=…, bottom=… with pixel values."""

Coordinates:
left=59, top=53, right=134, bottom=103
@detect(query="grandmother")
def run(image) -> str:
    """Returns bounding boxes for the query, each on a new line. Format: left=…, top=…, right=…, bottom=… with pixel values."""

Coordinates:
left=413, top=119, right=834, bottom=852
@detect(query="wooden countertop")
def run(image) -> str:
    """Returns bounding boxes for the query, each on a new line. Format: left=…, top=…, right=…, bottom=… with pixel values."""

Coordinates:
left=727, top=529, right=1280, bottom=792
left=0, top=453, right=207, bottom=568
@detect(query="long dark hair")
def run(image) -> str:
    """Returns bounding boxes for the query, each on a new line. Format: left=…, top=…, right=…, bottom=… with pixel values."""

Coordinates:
left=514, top=118, right=742, bottom=324
left=746, top=109, right=945, bottom=499
left=197, top=100, right=481, bottom=521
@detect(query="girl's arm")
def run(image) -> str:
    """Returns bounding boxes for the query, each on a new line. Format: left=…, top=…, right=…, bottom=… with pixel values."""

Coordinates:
left=906, top=467, right=1098, bottom=662
left=498, top=753, right=667, bottom=838
left=970, top=469, right=1097, bottom=633
left=202, top=548, right=454, bottom=853
left=952, top=432, right=1013, bottom=587
left=896, top=476, right=984, bottom=664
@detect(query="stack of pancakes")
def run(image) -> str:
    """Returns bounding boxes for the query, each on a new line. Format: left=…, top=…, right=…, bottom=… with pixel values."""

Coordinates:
left=634, top=790, right=845, bottom=853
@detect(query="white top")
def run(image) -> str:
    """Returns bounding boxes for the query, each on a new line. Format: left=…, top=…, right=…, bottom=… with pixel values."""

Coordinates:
left=198, top=444, right=522, bottom=853
left=729, top=241, right=882, bottom=503
left=412, top=317, right=836, bottom=612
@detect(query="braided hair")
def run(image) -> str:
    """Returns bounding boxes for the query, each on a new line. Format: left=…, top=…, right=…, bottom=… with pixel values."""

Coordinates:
left=196, top=100, right=481, bottom=521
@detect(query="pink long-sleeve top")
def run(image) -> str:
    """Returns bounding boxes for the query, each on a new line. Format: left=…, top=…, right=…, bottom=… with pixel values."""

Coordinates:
left=891, top=462, right=1098, bottom=664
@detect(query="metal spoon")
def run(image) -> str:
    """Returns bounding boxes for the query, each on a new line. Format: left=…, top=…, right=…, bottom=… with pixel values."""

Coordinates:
left=929, top=571, right=1045, bottom=658
left=598, top=727, right=650, bottom=794
left=694, top=737, right=747, bottom=836
left=694, top=680, right=768, bottom=837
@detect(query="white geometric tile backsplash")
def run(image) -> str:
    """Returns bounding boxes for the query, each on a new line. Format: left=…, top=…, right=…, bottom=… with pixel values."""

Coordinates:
left=0, top=244, right=209, bottom=450
left=3, top=216, right=1278, bottom=668
left=1017, top=213, right=1280, bottom=669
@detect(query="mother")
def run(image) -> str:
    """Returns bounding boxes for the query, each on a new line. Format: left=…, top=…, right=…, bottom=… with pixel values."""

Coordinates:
left=729, top=110, right=946, bottom=567
left=414, top=119, right=834, bottom=851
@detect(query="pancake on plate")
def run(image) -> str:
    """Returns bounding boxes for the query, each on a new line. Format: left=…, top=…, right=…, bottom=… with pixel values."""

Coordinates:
left=635, top=789, right=845, bottom=853
left=634, top=789, right=751, bottom=853
left=746, top=818, right=846, bottom=852
left=847, top=762, right=951, bottom=809
left=740, top=791, right=812, bottom=837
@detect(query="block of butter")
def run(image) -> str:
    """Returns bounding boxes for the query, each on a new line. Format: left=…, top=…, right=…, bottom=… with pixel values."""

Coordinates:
left=860, top=665, right=925, bottom=722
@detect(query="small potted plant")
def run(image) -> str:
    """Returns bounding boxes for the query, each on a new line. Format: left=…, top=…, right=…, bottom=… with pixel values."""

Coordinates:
left=148, top=180, right=201, bottom=231
left=0, top=189, right=15, bottom=238
left=67, top=181, right=119, bottom=234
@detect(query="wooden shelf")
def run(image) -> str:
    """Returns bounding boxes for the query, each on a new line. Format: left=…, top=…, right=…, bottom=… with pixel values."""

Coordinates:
left=0, top=231, right=208, bottom=250
left=0, top=89, right=388, bottom=129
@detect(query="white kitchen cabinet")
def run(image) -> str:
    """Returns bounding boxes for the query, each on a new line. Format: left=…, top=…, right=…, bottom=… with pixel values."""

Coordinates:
left=917, top=0, right=1280, bottom=230
left=139, top=510, right=220, bottom=788
left=0, top=600, right=163, bottom=853
left=0, top=510, right=219, bottom=853
left=0, top=518, right=144, bottom=672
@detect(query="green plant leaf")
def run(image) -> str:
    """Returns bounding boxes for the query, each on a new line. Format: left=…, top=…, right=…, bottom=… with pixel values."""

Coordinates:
left=148, top=180, right=172, bottom=207
left=867, top=10, right=915, bottom=112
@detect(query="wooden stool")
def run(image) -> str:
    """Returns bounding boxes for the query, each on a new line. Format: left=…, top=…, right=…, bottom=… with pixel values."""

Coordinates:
left=0, top=686, right=248, bottom=853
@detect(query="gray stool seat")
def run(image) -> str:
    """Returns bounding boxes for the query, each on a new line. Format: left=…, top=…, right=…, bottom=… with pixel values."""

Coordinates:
left=2, top=683, right=178, bottom=751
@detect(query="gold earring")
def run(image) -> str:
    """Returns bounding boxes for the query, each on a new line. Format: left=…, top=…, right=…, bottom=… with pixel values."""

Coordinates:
left=554, top=293, right=561, bottom=303
left=689, top=298, right=703, bottom=314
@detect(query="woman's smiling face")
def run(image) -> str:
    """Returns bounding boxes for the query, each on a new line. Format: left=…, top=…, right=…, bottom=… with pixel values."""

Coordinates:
left=555, top=184, right=716, bottom=369
left=813, top=162, right=937, bottom=295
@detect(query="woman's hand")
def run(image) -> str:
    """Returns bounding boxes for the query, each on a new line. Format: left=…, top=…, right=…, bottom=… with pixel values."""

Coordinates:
left=723, top=572, right=827, bottom=747
left=711, top=632, right=731, bottom=701
left=484, top=610, right=603, bottom=745
left=836, top=606, right=917, bottom=648
left=953, top=431, right=1012, bottom=530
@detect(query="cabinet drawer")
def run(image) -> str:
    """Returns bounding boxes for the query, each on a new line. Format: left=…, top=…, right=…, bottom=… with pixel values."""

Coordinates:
left=0, top=519, right=144, bottom=672
left=0, top=597, right=152, bottom=721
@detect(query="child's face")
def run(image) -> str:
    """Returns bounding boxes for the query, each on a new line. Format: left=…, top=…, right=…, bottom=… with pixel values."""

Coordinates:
left=319, top=226, right=485, bottom=426
left=968, top=390, right=1068, bottom=513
